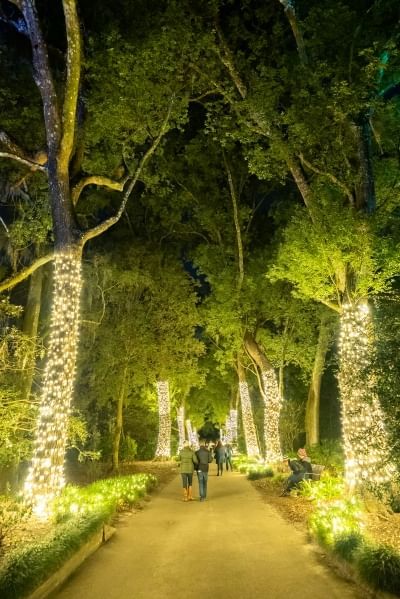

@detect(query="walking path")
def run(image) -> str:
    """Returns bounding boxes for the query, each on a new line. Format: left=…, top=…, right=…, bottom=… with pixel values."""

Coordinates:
left=52, top=469, right=362, bottom=599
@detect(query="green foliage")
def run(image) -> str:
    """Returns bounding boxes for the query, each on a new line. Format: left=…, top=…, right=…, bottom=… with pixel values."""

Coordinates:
left=298, top=476, right=345, bottom=503
left=0, top=496, right=30, bottom=546
left=357, top=543, right=400, bottom=595
left=247, top=466, right=274, bottom=480
left=119, top=435, right=138, bottom=462
left=308, top=496, right=363, bottom=547
left=307, top=440, right=344, bottom=475
left=332, top=532, right=364, bottom=563
left=0, top=474, right=157, bottom=599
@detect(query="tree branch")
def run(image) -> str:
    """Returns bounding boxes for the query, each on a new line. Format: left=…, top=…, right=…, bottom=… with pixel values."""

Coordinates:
left=80, top=98, right=174, bottom=246
left=0, top=253, right=53, bottom=292
left=72, top=175, right=128, bottom=206
left=0, top=152, right=46, bottom=172
left=214, top=22, right=247, bottom=99
left=59, top=0, right=81, bottom=172
left=223, top=153, right=245, bottom=291
left=20, top=0, right=60, bottom=156
left=278, top=0, right=308, bottom=65
left=299, top=153, right=354, bottom=205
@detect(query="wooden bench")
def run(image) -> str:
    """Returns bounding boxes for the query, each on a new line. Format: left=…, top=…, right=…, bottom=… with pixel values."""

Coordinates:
left=305, top=464, right=325, bottom=482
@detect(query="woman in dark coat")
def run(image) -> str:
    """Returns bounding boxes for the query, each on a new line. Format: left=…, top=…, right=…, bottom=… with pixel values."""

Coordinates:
left=214, top=440, right=226, bottom=476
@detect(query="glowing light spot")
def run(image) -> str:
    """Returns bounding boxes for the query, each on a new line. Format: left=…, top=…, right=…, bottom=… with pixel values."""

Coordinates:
left=154, top=381, right=171, bottom=458
left=239, top=382, right=260, bottom=457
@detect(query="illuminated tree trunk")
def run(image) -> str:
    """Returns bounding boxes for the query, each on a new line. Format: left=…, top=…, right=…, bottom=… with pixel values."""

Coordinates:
left=21, top=266, right=43, bottom=401
left=244, top=333, right=282, bottom=462
left=154, top=380, right=171, bottom=459
left=24, top=250, right=82, bottom=515
left=237, top=360, right=260, bottom=457
left=338, top=303, right=394, bottom=490
left=177, top=405, right=185, bottom=450
left=112, top=364, right=128, bottom=472
left=305, top=313, right=332, bottom=447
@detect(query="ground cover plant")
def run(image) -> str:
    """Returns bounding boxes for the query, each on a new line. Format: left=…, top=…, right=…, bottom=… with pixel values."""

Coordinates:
left=0, top=473, right=157, bottom=599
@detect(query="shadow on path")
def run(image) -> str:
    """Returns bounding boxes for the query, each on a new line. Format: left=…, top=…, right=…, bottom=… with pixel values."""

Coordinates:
left=52, top=469, right=362, bottom=599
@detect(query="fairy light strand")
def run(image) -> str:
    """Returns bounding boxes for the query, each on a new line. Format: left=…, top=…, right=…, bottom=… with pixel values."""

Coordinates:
left=24, top=252, right=82, bottom=518
left=261, top=369, right=283, bottom=463
left=338, top=303, right=395, bottom=490
left=154, top=380, right=171, bottom=458
left=239, top=382, right=260, bottom=457
left=177, top=405, right=185, bottom=450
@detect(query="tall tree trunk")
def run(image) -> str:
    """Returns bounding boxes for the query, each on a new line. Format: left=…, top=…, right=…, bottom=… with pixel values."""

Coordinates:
left=20, top=266, right=44, bottom=401
left=154, top=380, right=171, bottom=459
left=338, top=303, right=394, bottom=490
left=237, top=358, right=260, bottom=457
left=112, top=364, right=128, bottom=473
left=244, top=333, right=283, bottom=462
left=24, top=248, right=83, bottom=515
left=177, top=405, right=185, bottom=450
left=305, top=313, right=332, bottom=447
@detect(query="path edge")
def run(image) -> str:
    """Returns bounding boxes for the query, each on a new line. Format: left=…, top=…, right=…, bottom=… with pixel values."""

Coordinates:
left=25, top=524, right=116, bottom=599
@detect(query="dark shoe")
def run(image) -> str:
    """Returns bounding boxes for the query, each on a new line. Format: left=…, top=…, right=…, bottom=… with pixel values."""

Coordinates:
left=279, top=490, right=290, bottom=497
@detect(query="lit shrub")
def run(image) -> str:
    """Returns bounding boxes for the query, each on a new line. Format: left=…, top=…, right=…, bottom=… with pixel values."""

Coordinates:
left=357, top=543, right=400, bottom=595
left=332, top=531, right=364, bottom=562
left=247, top=467, right=274, bottom=480
left=308, top=497, right=362, bottom=547
left=298, top=476, right=344, bottom=502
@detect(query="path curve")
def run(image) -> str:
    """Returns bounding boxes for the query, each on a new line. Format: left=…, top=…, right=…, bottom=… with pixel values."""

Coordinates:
left=52, top=469, right=362, bottom=599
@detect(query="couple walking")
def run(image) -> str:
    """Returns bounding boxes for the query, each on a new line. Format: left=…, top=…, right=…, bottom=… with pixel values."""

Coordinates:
left=179, top=440, right=213, bottom=502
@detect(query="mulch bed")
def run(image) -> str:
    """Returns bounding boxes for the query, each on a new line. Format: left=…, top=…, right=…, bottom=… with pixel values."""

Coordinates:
left=251, top=477, right=400, bottom=554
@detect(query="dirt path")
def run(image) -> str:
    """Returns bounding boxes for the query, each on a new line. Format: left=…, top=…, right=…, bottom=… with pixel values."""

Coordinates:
left=52, top=469, right=362, bottom=599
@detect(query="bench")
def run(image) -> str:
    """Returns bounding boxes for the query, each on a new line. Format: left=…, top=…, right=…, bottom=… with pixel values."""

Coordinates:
left=305, top=464, right=325, bottom=482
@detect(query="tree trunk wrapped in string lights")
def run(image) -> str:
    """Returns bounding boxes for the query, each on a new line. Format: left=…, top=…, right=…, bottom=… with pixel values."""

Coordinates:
left=177, top=405, right=185, bottom=450
left=238, top=382, right=260, bottom=457
left=229, top=408, right=238, bottom=443
left=24, top=252, right=82, bottom=516
left=154, top=381, right=171, bottom=459
left=338, top=303, right=394, bottom=490
left=261, top=370, right=283, bottom=463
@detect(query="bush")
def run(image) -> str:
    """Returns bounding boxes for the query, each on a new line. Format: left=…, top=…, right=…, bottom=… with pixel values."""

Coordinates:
left=333, top=532, right=364, bottom=562
left=298, top=476, right=344, bottom=502
left=0, top=473, right=157, bottom=599
left=247, top=467, right=274, bottom=480
left=357, top=543, right=400, bottom=595
left=307, top=440, right=344, bottom=475
left=0, top=496, right=30, bottom=546
left=308, top=497, right=362, bottom=547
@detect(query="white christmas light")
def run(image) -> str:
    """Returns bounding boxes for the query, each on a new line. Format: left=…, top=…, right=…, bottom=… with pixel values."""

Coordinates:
left=239, top=382, right=260, bottom=457
left=261, top=369, right=283, bottom=463
left=338, top=303, right=395, bottom=490
left=230, top=409, right=238, bottom=443
left=24, top=252, right=82, bottom=518
left=177, top=406, right=185, bottom=450
left=154, top=380, right=171, bottom=458
left=185, top=419, right=199, bottom=448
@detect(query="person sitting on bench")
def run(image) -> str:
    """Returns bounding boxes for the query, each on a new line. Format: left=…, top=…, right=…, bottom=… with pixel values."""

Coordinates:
left=280, top=448, right=313, bottom=496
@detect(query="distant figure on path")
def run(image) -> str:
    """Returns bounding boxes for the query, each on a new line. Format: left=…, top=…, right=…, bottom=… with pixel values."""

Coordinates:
left=280, top=448, right=312, bottom=496
left=214, top=440, right=226, bottom=476
left=179, top=440, right=198, bottom=501
left=195, top=440, right=213, bottom=501
left=225, top=443, right=233, bottom=471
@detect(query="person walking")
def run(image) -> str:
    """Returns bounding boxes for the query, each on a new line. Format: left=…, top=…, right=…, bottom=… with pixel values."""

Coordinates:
left=195, top=440, right=213, bottom=501
left=214, top=440, right=226, bottom=476
left=179, top=441, right=198, bottom=501
left=225, top=443, right=233, bottom=471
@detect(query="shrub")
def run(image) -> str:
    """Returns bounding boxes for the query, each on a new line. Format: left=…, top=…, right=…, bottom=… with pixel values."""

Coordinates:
left=298, top=476, right=344, bottom=502
left=307, top=440, right=344, bottom=475
left=0, top=496, right=30, bottom=546
left=332, top=532, right=364, bottom=562
left=308, top=497, right=363, bottom=547
left=247, top=467, right=274, bottom=480
left=0, top=473, right=157, bottom=599
left=357, top=543, right=400, bottom=595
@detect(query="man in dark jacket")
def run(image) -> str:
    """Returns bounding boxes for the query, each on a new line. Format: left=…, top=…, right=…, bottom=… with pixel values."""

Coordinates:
left=280, top=448, right=313, bottom=496
left=195, top=441, right=213, bottom=501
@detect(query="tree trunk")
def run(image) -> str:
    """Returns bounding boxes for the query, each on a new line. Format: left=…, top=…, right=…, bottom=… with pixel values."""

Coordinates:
left=177, top=405, right=185, bottom=450
left=20, top=266, right=44, bottom=400
left=237, top=358, right=260, bottom=457
left=112, top=365, right=128, bottom=473
left=305, top=314, right=332, bottom=447
left=154, top=380, right=171, bottom=459
left=244, top=333, right=283, bottom=462
left=24, top=248, right=83, bottom=516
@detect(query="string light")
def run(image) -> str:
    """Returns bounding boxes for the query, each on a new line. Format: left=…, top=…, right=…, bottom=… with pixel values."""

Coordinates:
left=185, top=419, right=199, bottom=448
left=177, top=405, right=185, bottom=450
left=154, top=380, right=171, bottom=458
left=261, top=369, right=283, bottom=463
left=230, top=409, right=238, bottom=443
left=239, top=382, right=260, bottom=457
left=24, top=252, right=82, bottom=518
left=338, top=303, right=394, bottom=490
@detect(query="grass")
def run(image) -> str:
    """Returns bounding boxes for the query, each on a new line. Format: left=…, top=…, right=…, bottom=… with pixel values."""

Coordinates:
left=357, top=543, right=400, bottom=595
